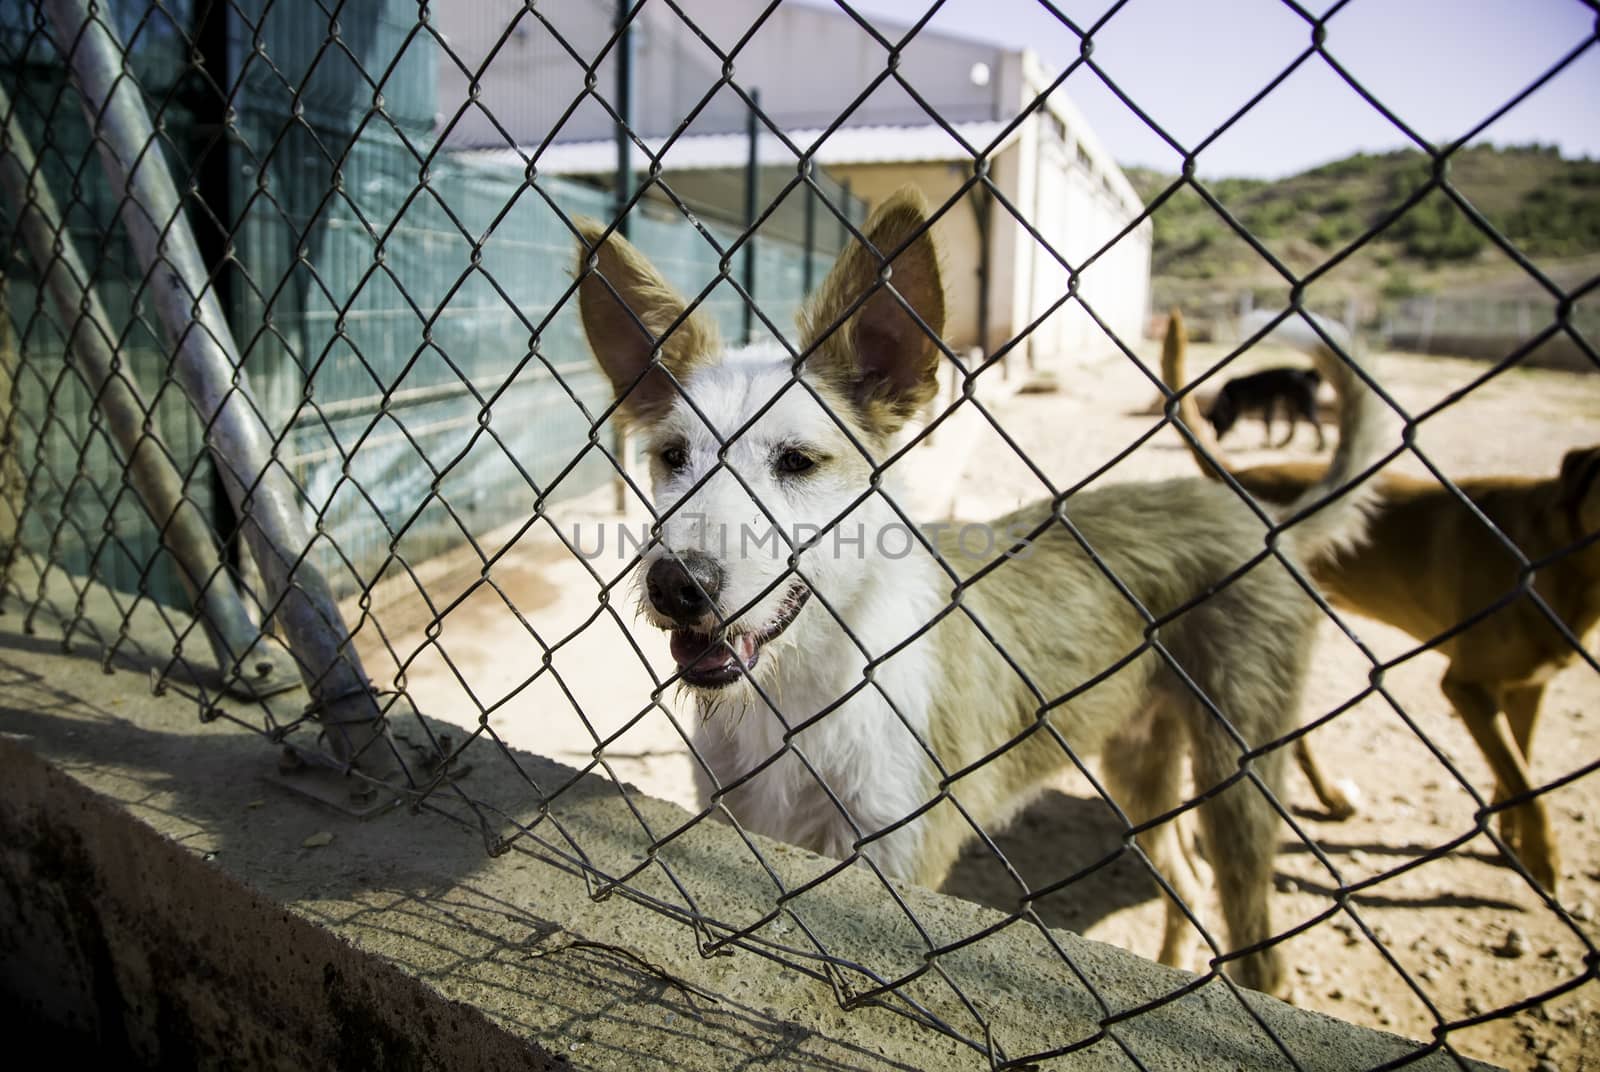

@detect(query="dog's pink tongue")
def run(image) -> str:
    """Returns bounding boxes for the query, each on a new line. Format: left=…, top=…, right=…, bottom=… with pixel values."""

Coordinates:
left=670, top=631, right=723, bottom=671
left=669, top=631, right=759, bottom=672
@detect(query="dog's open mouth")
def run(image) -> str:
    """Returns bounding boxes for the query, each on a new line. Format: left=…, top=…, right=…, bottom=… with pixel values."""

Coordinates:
left=668, top=583, right=811, bottom=689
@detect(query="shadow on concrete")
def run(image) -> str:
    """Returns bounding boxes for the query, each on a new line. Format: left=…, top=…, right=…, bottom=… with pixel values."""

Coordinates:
left=940, top=789, right=1161, bottom=933
left=0, top=639, right=934, bottom=1072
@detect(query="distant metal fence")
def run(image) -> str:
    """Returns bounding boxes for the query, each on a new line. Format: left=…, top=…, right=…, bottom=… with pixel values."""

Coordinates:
left=1158, top=287, right=1600, bottom=373
left=1380, top=293, right=1600, bottom=372
left=1, top=1, right=1597, bottom=1069
left=0, top=0, right=864, bottom=605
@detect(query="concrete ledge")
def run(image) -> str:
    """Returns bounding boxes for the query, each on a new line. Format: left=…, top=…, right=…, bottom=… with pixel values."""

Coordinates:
left=0, top=581, right=1497, bottom=1070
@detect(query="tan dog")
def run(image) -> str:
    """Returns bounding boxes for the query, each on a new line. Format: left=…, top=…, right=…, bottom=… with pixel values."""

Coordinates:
left=574, top=193, right=1389, bottom=994
left=1163, top=308, right=1600, bottom=893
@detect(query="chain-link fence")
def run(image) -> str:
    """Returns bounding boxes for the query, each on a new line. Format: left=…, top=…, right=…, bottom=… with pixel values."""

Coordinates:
left=2, top=0, right=1597, bottom=1068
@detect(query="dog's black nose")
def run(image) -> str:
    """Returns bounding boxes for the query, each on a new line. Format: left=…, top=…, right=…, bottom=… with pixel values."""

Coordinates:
left=646, top=552, right=722, bottom=622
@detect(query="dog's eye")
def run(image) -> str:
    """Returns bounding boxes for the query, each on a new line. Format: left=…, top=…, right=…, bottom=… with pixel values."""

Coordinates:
left=660, top=445, right=688, bottom=470
left=775, top=449, right=815, bottom=475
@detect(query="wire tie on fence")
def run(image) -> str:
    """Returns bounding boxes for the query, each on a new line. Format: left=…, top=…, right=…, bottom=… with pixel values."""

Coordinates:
left=690, top=915, right=735, bottom=959
left=579, top=867, right=604, bottom=901
left=821, top=959, right=863, bottom=1009
left=980, top=1015, right=1006, bottom=1071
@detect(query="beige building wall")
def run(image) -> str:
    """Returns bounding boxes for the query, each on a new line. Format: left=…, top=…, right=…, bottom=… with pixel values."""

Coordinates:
left=835, top=133, right=1150, bottom=367
left=438, top=6, right=1151, bottom=368
left=832, top=49, right=1151, bottom=369
left=997, top=53, right=1153, bottom=368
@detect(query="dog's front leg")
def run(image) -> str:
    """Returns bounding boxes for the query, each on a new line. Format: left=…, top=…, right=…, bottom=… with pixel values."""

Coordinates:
left=1102, top=714, right=1207, bottom=975
left=1496, top=683, right=1553, bottom=865
left=1309, top=402, right=1326, bottom=451
left=1441, top=674, right=1559, bottom=893
left=1275, top=410, right=1298, bottom=449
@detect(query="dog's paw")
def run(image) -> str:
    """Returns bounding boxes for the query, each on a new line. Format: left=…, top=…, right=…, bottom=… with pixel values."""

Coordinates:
left=1324, top=778, right=1362, bottom=821
left=1524, top=849, right=1560, bottom=897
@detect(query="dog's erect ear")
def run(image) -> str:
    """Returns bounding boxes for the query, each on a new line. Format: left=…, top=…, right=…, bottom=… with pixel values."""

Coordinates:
left=574, top=219, right=719, bottom=425
left=1558, top=446, right=1600, bottom=521
left=799, top=188, right=946, bottom=433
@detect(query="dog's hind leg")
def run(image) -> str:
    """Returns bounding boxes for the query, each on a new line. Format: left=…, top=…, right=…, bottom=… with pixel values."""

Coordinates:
left=1293, top=735, right=1359, bottom=820
left=1440, top=674, right=1559, bottom=893
left=1102, top=711, right=1206, bottom=973
left=1274, top=402, right=1298, bottom=448
left=1496, top=683, right=1557, bottom=885
left=1304, top=396, right=1326, bottom=451
left=1187, top=713, right=1289, bottom=996
left=1502, top=683, right=1546, bottom=775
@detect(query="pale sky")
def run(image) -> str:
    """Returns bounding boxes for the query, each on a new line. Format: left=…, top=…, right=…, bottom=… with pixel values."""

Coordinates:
left=797, top=0, right=1599, bottom=178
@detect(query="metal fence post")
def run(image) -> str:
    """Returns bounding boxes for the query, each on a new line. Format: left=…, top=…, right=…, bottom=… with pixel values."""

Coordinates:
left=192, top=0, right=244, bottom=583
left=611, top=0, right=636, bottom=512
left=0, top=86, right=295, bottom=699
left=612, top=0, right=635, bottom=240
left=0, top=281, right=18, bottom=555
left=742, top=88, right=760, bottom=345
left=838, top=178, right=851, bottom=255
left=802, top=163, right=816, bottom=298
left=972, top=183, right=992, bottom=359
left=42, top=0, right=393, bottom=772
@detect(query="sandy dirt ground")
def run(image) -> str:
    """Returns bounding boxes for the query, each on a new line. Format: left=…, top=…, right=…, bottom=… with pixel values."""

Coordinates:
left=349, top=337, right=1600, bottom=1072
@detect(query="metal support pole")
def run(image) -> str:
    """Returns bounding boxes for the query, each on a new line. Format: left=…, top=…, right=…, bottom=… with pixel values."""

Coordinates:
left=611, top=0, right=634, bottom=510
left=839, top=178, right=852, bottom=249
left=0, top=86, right=294, bottom=700
left=972, top=181, right=992, bottom=361
left=44, top=0, right=392, bottom=771
left=742, top=89, right=760, bottom=345
left=0, top=282, right=20, bottom=554
left=613, top=0, right=634, bottom=239
left=802, top=163, right=816, bottom=298
left=193, top=0, right=244, bottom=582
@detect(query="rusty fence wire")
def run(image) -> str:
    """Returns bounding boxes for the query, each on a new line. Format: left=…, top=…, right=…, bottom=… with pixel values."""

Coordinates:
left=1, top=0, right=1598, bottom=1068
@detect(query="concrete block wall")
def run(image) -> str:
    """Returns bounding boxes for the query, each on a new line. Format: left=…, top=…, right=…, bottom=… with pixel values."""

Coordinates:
left=0, top=577, right=1497, bottom=1071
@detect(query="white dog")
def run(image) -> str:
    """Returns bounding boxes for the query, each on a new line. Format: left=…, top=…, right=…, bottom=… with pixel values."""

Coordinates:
left=573, top=191, right=1387, bottom=995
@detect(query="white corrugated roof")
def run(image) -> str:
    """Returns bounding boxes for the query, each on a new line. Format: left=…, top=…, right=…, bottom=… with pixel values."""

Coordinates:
left=454, top=121, right=1019, bottom=175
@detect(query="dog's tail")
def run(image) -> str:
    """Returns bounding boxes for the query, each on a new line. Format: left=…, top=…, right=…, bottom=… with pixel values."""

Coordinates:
left=1163, top=307, right=1390, bottom=558
left=1161, top=309, right=1227, bottom=481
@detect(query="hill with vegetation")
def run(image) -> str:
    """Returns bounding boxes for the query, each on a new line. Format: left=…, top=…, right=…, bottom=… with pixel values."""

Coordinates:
left=1124, top=145, right=1600, bottom=311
